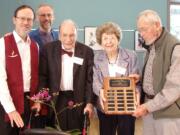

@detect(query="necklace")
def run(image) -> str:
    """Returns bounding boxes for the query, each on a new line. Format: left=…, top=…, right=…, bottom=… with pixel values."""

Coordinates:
left=108, top=53, right=119, bottom=65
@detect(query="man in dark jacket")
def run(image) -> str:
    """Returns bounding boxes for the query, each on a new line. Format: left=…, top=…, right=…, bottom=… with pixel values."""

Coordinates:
left=39, top=19, right=94, bottom=131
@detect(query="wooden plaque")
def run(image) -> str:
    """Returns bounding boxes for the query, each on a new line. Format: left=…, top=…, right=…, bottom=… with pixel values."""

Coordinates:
left=103, top=77, right=136, bottom=115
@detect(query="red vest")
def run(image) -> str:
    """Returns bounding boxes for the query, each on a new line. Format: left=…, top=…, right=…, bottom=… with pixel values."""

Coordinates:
left=4, top=34, right=39, bottom=120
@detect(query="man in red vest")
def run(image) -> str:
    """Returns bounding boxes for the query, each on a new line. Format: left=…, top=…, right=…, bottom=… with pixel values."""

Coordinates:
left=0, top=5, right=39, bottom=135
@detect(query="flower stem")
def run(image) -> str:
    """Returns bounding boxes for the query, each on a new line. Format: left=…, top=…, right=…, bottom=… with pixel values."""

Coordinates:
left=50, top=101, right=61, bottom=131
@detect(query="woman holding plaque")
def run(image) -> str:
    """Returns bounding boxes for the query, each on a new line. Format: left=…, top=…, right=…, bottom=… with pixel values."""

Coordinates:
left=93, top=22, right=141, bottom=135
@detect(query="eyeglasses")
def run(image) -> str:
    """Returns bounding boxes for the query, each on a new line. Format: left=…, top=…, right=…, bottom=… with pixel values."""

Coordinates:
left=39, top=13, right=53, bottom=18
left=16, top=17, right=33, bottom=22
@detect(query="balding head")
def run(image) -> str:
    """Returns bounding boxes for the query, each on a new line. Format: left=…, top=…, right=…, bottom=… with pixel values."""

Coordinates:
left=59, top=19, right=78, bottom=50
left=137, top=10, right=163, bottom=45
left=137, top=9, right=162, bottom=27
left=59, top=19, right=77, bottom=35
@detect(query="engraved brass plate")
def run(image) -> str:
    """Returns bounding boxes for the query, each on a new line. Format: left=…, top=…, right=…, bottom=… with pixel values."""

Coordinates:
left=103, top=77, right=136, bottom=115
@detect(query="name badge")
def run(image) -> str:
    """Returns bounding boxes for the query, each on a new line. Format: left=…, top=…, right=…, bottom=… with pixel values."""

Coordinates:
left=73, top=57, right=84, bottom=65
left=116, top=66, right=126, bottom=75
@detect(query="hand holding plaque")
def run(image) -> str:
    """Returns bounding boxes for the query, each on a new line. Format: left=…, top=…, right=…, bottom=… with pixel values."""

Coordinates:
left=103, top=77, right=137, bottom=115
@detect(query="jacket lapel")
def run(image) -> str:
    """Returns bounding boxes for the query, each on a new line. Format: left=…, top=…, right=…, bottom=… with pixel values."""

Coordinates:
left=116, top=48, right=129, bottom=76
left=73, top=43, right=83, bottom=77
left=97, top=51, right=109, bottom=77
left=55, top=41, right=62, bottom=79
left=36, top=29, right=43, bottom=46
left=51, top=30, right=58, bottom=40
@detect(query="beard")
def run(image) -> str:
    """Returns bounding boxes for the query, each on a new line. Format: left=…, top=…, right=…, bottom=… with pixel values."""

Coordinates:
left=41, top=21, right=52, bottom=31
left=145, top=37, right=157, bottom=45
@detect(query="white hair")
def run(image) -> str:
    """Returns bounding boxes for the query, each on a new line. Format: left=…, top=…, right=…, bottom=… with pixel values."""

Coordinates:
left=59, top=19, right=77, bottom=32
left=137, top=9, right=162, bottom=26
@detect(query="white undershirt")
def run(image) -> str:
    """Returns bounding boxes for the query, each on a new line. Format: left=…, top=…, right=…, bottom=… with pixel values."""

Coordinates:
left=60, top=45, right=74, bottom=91
left=14, top=31, right=31, bottom=93
left=108, top=53, right=119, bottom=77
left=108, top=63, right=117, bottom=77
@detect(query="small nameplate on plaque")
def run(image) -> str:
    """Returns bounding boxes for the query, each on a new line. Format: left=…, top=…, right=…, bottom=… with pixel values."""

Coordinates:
left=103, top=77, right=136, bottom=115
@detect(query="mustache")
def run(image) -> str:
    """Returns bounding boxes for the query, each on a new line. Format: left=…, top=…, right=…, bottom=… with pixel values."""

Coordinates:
left=43, top=20, right=51, bottom=23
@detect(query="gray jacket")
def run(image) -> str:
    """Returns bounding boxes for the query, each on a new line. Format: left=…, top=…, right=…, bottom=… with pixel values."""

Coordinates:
left=93, top=47, right=140, bottom=112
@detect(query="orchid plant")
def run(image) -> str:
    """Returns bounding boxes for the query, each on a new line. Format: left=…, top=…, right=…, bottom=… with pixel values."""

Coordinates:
left=27, top=88, right=84, bottom=135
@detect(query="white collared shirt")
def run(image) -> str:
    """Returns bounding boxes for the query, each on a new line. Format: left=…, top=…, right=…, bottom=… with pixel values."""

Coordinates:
left=0, top=31, right=35, bottom=113
left=13, top=31, right=31, bottom=93
left=60, top=45, right=74, bottom=91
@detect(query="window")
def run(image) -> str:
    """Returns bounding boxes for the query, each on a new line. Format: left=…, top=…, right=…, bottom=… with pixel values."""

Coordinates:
left=169, top=0, right=180, bottom=39
left=171, top=0, right=180, bottom=2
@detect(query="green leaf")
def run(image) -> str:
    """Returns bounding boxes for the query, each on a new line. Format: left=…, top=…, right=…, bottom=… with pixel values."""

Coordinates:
left=44, top=126, right=57, bottom=130
left=66, top=129, right=81, bottom=135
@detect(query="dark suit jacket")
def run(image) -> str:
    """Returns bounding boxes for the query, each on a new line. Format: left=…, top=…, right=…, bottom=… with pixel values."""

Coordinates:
left=39, top=40, right=94, bottom=104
